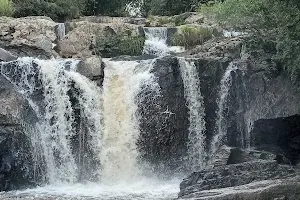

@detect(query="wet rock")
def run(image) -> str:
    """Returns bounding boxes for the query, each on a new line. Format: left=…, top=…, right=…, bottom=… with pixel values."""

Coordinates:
left=0, top=48, right=16, bottom=62
left=77, top=55, right=103, bottom=86
left=179, top=160, right=298, bottom=198
left=137, top=56, right=189, bottom=174
left=179, top=177, right=300, bottom=200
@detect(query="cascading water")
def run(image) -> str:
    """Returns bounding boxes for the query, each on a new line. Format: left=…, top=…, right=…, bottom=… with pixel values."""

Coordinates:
left=209, top=62, right=249, bottom=162
left=209, top=62, right=238, bottom=160
left=56, top=23, right=66, bottom=40
left=178, top=58, right=207, bottom=171
left=100, top=59, right=156, bottom=183
left=143, top=27, right=170, bottom=56
left=0, top=57, right=180, bottom=199
left=1, top=58, right=80, bottom=183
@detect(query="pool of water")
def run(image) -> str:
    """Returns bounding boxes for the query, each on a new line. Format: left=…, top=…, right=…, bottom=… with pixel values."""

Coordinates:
left=0, top=179, right=180, bottom=200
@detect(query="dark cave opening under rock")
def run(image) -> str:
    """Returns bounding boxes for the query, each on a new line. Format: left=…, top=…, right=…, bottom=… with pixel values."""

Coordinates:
left=251, top=114, right=300, bottom=165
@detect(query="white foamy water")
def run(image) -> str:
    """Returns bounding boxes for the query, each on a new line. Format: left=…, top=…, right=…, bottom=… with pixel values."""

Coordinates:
left=179, top=58, right=206, bottom=171
left=0, top=57, right=180, bottom=200
left=0, top=179, right=180, bottom=200
left=57, top=23, right=66, bottom=40
left=143, top=27, right=185, bottom=56
left=101, top=59, right=161, bottom=183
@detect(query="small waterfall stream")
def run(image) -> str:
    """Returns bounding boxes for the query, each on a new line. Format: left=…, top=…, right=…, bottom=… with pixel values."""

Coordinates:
left=179, top=58, right=206, bottom=171
left=143, top=27, right=170, bottom=56
left=143, top=27, right=184, bottom=56
left=209, top=62, right=249, bottom=163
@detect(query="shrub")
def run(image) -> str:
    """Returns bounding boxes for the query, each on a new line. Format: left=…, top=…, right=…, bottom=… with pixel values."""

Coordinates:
left=95, top=35, right=145, bottom=57
left=0, top=0, right=13, bottom=17
left=199, top=0, right=300, bottom=86
left=158, top=16, right=171, bottom=26
left=13, top=0, right=86, bottom=22
left=171, top=26, right=215, bottom=48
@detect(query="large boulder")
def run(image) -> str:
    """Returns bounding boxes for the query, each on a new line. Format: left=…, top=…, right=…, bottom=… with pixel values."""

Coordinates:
left=58, top=20, right=143, bottom=58
left=0, top=16, right=58, bottom=58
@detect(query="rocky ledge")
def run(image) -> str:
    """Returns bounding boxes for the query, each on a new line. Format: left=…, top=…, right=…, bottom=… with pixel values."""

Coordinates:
left=179, top=146, right=300, bottom=200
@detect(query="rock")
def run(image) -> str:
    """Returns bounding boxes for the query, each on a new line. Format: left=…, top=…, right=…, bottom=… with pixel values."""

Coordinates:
left=137, top=56, right=189, bottom=174
left=77, top=55, right=104, bottom=86
left=179, top=177, right=300, bottom=200
left=0, top=48, right=16, bottom=62
left=58, top=20, right=143, bottom=58
left=179, top=160, right=298, bottom=199
left=0, top=16, right=58, bottom=58
left=0, top=72, right=36, bottom=192
left=184, top=13, right=205, bottom=25
left=73, top=16, right=147, bottom=25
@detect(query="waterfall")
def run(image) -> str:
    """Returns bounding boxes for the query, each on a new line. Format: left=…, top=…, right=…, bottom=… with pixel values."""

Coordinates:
left=0, top=57, right=103, bottom=184
left=100, top=59, right=159, bottom=183
left=56, top=23, right=66, bottom=40
left=210, top=62, right=238, bottom=160
left=0, top=57, right=181, bottom=199
left=179, top=58, right=206, bottom=171
left=143, top=27, right=170, bottom=56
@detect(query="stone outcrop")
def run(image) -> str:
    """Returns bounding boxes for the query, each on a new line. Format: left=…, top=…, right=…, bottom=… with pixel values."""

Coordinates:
left=179, top=176, right=300, bottom=200
left=179, top=145, right=300, bottom=200
left=0, top=17, right=58, bottom=58
left=58, top=20, right=143, bottom=58
left=77, top=55, right=104, bottom=86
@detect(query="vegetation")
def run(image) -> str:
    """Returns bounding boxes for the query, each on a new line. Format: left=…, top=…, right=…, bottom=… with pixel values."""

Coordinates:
left=7, top=0, right=216, bottom=21
left=0, top=0, right=13, bottom=17
left=95, top=35, right=145, bottom=57
left=13, top=0, right=87, bottom=21
left=199, top=0, right=300, bottom=85
left=171, top=26, right=216, bottom=48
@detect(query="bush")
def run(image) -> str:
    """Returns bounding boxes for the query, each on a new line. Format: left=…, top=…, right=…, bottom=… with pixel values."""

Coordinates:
left=171, top=26, right=215, bottom=48
left=199, top=0, right=300, bottom=86
left=13, top=0, right=86, bottom=22
left=0, top=0, right=13, bottom=17
left=157, top=16, right=171, bottom=25
left=142, top=0, right=214, bottom=16
left=95, top=35, right=145, bottom=57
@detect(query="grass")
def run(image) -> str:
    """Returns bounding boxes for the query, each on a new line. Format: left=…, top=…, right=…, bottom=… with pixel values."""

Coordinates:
left=0, top=0, right=14, bottom=17
left=171, top=26, right=216, bottom=48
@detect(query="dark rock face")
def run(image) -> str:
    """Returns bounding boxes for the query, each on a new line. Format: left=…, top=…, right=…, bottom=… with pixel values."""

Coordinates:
left=0, top=74, right=36, bottom=191
left=0, top=48, right=17, bottom=62
left=178, top=36, right=300, bottom=199
left=137, top=56, right=189, bottom=174
left=179, top=177, right=300, bottom=200
left=193, top=58, right=230, bottom=145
